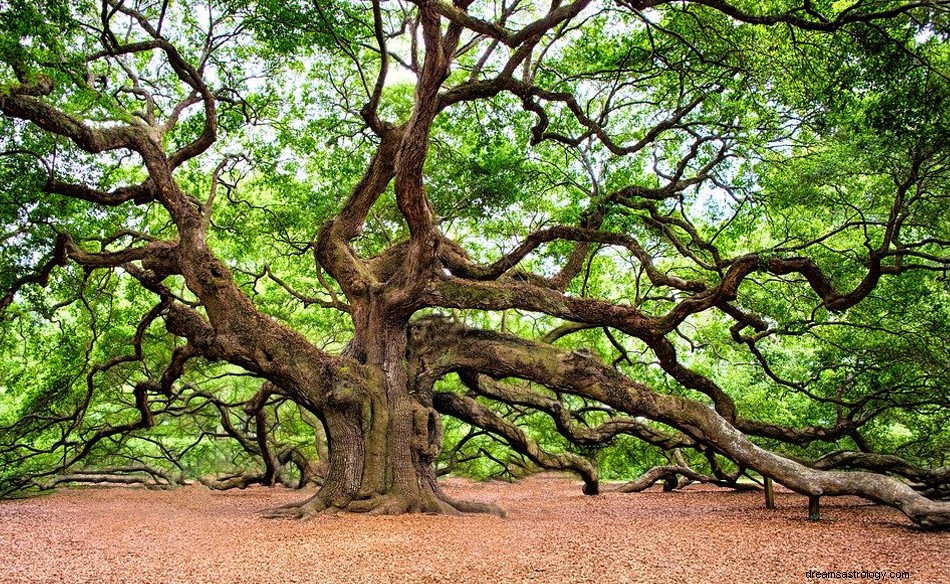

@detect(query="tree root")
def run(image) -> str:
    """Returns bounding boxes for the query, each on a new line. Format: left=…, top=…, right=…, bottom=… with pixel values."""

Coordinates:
left=263, top=493, right=330, bottom=519
left=264, top=488, right=506, bottom=519
left=435, top=490, right=506, bottom=518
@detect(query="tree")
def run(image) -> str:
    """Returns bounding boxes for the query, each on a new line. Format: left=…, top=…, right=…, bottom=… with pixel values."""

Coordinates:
left=2, top=0, right=950, bottom=527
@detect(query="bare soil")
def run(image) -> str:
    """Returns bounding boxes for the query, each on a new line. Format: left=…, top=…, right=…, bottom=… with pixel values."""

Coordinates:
left=1, top=474, right=948, bottom=583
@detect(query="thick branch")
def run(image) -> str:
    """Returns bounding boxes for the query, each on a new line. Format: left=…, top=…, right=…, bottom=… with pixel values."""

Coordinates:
left=412, top=318, right=950, bottom=528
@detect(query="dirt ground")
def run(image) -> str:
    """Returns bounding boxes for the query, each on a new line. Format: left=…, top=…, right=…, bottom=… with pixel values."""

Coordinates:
left=0, top=474, right=948, bottom=583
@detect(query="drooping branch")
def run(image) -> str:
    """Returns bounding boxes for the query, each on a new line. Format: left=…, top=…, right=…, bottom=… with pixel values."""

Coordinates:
left=681, top=0, right=945, bottom=31
left=411, top=318, right=950, bottom=528
left=809, top=450, right=950, bottom=492
left=438, top=75, right=712, bottom=157
left=432, top=211, right=933, bottom=341
left=458, top=371, right=691, bottom=450
left=432, top=390, right=600, bottom=494
left=63, top=236, right=180, bottom=270
left=263, top=265, right=351, bottom=312
left=0, top=233, right=68, bottom=314
left=617, top=464, right=759, bottom=493
left=42, top=465, right=182, bottom=490
left=183, top=384, right=322, bottom=490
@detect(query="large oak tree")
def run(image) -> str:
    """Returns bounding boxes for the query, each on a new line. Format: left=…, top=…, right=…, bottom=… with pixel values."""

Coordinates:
left=2, top=0, right=950, bottom=527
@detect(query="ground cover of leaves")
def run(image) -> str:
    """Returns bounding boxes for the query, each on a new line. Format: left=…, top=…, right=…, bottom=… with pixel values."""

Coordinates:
left=0, top=473, right=947, bottom=583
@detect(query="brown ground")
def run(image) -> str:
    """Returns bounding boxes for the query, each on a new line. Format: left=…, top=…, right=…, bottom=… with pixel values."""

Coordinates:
left=0, top=474, right=948, bottom=583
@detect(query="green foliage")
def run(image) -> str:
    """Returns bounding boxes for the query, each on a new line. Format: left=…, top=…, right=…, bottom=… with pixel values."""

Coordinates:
left=234, top=0, right=352, bottom=58
left=0, top=0, right=90, bottom=75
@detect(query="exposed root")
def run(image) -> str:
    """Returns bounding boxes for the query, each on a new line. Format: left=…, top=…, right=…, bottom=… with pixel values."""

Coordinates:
left=436, top=490, right=506, bottom=518
left=347, top=494, right=414, bottom=515
left=344, top=490, right=502, bottom=516
left=264, top=493, right=328, bottom=519
left=264, top=488, right=506, bottom=519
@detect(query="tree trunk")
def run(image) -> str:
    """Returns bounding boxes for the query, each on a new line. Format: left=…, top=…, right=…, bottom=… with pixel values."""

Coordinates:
left=272, top=308, right=502, bottom=517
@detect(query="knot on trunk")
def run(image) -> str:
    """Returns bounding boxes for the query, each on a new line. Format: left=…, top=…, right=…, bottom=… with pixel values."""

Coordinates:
left=326, top=377, right=367, bottom=410
left=412, top=404, right=443, bottom=463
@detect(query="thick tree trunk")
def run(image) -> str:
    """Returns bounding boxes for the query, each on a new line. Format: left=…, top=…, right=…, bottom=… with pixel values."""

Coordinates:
left=272, top=311, right=502, bottom=517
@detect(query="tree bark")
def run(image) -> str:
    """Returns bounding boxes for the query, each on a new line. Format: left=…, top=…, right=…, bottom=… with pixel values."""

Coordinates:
left=269, top=306, right=502, bottom=517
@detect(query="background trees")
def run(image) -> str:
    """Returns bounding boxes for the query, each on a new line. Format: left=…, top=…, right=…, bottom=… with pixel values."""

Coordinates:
left=1, top=0, right=949, bottom=525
